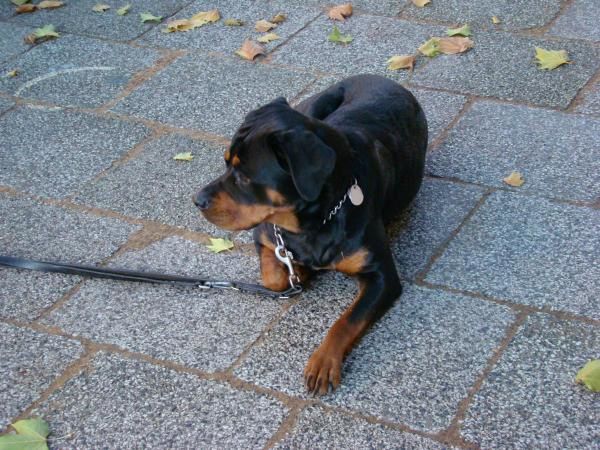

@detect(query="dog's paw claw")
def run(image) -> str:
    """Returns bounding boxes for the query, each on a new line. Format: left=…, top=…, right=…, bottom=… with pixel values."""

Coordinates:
left=304, top=347, right=342, bottom=396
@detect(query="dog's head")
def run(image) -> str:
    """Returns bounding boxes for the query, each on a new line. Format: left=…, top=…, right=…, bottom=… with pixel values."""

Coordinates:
left=193, top=97, right=338, bottom=231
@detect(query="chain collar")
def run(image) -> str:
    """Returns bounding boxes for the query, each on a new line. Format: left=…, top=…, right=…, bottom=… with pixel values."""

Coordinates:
left=322, top=178, right=361, bottom=225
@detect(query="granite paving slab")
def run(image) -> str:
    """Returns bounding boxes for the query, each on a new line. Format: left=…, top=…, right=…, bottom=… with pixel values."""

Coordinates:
left=276, top=406, right=446, bottom=449
left=9, top=0, right=190, bottom=41
left=237, top=283, right=514, bottom=432
left=548, top=0, right=600, bottom=42
left=389, top=178, right=485, bottom=279
left=426, top=192, right=600, bottom=319
left=112, top=53, right=315, bottom=137
left=139, top=0, right=320, bottom=54
left=75, top=134, right=233, bottom=237
left=0, top=1, right=14, bottom=20
left=34, top=352, right=288, bottom=448
left=426, top=101, right=600, bottom=202
left=0, top=22, right=32, bottom=64
left=461, top=314, right=600, bottom=449
left=0, top=105, right=150, bottom=198
left=304, top=0, right=404, bottom=16
left=412, top=31, right=598, bottom=108
left=401, top=0, right=562, bottom=30
left=574, top=79, right=600, bottom=115
left=0, top=34, right=162, bottom=108
left=0, top=96, right=14, bottom=114
left=0, top=322, right=83, bottom=428
left=271, top=15, right=441, bottom=79
left=42, top=236, right=285, bottom=372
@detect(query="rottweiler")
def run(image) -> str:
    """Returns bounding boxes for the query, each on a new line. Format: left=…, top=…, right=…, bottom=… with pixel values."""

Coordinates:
left=194, top=74, right=428, bottom=395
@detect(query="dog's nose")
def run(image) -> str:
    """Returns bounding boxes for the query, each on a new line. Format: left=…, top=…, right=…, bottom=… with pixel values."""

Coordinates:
left=193, top=191, right=211, bottom=210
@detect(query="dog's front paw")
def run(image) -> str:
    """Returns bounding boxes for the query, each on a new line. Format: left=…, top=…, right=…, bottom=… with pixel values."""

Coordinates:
left=304, top=345, right=343, bottom=396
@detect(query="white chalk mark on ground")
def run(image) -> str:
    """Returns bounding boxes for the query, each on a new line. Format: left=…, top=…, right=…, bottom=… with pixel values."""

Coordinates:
left=15, top=66, right=117, bottom=96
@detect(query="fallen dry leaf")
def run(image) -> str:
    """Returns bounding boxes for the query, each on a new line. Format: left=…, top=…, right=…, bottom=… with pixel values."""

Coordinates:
left=446, top=24, right=471, bottom=37
left=491, top=16, right=501, bottom=24
left=418, top=38, right=440, bottom=57
left=206, top=238, right=234, bottom=253
left=535, top=47, right=570, bottom=70
left=24, top=23, right=59, bottom=44
left=164, top=9, right=219, bottom=32
left=328, top=3, right=353, bottom=21
left=224, top=18, right=244, bottom=26
left=257, top=32, right=280, bottom=43
left=11, top=0, right=30, bottom=5
left=38, top=0, right=64, bottom=9
left=255, top=19, right=277, bottom=32
left=16, top=3, right=36, bottom=12
left=173, top=152, right=194, bottom=161
left=438, top=36, right=474, bottom=54
left=140, top=12, right=162, bottom=23
left=503, top=171, right=524, bottom=187
left=576, top=360, right=600, bottom=392
left=235, top=39, right=266, bottom=60
left=6, top=69, right=19, bottom=77
left=191, top=9, right=220, bottom=23
left=387, top=55, right=415, bottom=70
left=92, top=3, right=110, bottom=12
left=116, top=4, right=131, bottom=16
left=412, top=0, right=431, bottom=7
left=328, top=25, right=352, bottom=44
left=270, top=13, right=287, bottom=24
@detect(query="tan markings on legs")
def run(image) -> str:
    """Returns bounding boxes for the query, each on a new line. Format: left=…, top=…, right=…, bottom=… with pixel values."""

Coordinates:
left=334, top=247, right=369, bottom=274
left=259, top=245, right=290, bottom=292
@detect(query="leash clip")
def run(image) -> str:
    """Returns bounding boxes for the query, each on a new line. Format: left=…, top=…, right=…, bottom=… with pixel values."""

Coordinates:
left=273, top=225, right=301, bottom=289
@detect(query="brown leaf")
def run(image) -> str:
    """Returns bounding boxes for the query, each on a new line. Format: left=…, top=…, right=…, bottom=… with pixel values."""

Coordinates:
left=16, top=3, right=36, bottom=12
left=257, top=32, right=280, bottom=43
left=235, top=39, right=266, bottom=60
left=412, top=0, right=431, bottom=6
left=387, top=55, right=415, bottom=70
left=38, top=1, right=64, bottom=9
left=255, top=19, right=276, bottom=32
left=328, top=3, right=352, bottom=21
left=438, top=36, right=474, bottom=54
left=270, top=13, right=287, bottom=24
left=190, top=9, right=220, bottom=23
left=503, top=171, right=524, bottom=187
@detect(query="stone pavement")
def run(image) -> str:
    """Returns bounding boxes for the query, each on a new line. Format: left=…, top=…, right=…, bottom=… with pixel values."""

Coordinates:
left=0, top=0, right=598, bottom=448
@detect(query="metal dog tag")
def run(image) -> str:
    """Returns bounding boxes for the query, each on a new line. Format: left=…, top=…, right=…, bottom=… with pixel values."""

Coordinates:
left=348, top=183, right=364, bottom=206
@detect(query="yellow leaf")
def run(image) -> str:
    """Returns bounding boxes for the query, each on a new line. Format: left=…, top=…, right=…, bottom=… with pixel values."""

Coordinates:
left=503, top=171, right=524, bottom=187
left=535, top=47, right=570, bottom=70
left=191, top=9, right=220, bottom=23
left=328, top=3, right=353, bottom=21
left=446, top=24, right=471, bottom=37
left=6, top=69, right=19, bottom=77
left=206, top=238, right=234, bottom=253
left=164, top=9, right=219, bottom=32
left=438, top=36, right=474, bottom=54
left=116, top=4, right=131, bottom=16
left=418, top=38, right=440, bottom=57
left=224, top=18, right=244, bottom=26
left=173, top=152, right=193, bottom=161
left=255, top=19, right=277, bottom=32
left=491, top=16, right=501, bottom=24
left=270, top=13, right=287, bottom=24
left=235, top=39, right=266, bottom=60
left=37, top=0, right=64, bottom=9
left=412, top=0, right=431, bottom=7
left=387, top=55, right=415, bottom=70
left=92, top=3, right=110, bottom=12
left=328, top=25, right=352, bottom=44
left=257, top=32, right=280, bottom=43
left=16, top=3, right=36, bottom=13
left=25, top=24, right=59, bottom=44
left=140, top=12, right=162, bottom=23
left=575, top=360, right=600, bottom=392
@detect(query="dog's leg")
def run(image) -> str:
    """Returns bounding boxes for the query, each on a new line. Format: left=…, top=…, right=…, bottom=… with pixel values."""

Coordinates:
left=304, top=223, right=401, bottom=395
left=258, top=244, right=290, bottom=292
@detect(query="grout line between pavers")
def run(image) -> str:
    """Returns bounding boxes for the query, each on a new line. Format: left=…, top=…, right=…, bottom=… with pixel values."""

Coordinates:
left=425, top=95, right=475, bottom=153
left=525, top=0, right=578, bottom=36
left=566, top=66, right=600, bottom=112
left=265, top=11, right=324, bottom=58
left=262, top=404, right=304, bottom=450
left=125, top=0, right=198, bottom=44
left=438, top=312, right=529, bottom=447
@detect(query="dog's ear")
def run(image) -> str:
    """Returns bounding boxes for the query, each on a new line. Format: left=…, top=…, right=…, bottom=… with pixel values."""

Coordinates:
left=273, top=127, right=336, bottom=201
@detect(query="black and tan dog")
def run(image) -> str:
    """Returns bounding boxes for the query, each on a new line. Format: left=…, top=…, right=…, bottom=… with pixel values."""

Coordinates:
left=194, top=74, right=427, bottom=395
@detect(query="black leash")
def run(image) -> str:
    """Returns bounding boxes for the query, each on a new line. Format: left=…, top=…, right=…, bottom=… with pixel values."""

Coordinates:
left=0, top=255, right=303, bottom=299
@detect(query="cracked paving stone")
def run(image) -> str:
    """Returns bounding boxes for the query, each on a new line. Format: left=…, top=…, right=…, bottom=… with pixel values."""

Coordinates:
left=41, top=236, right=287, bottom=372
left=139, top=0, right=320, bottom=54
left=426, top=101, right=600, bottom=202
left=426, top=192, right=600, bottom=320
left=0, top=105, right=150, bottom=198
left=548, top=0, right=600, bottom=42
left=461, top=314, right=600, bottom=449
left=9, top=0, right=190, bottom=41
left=112, top=53, right=315, bottom=137
left=275, top=406, right=446, bottom=449
left=0, top=194, right=139, bottom=321
left=236, top=283, right=514, bottom=432
left=402, top=0, right=562, bottom=30
left=75, top=134, right=233, bottom=238
left=0, top=34, right=162, bottom=108
left=0, top=322, right=83, bottom=428
left=272, top=15, right=441, bottom=79
left=412, top=31, right=598, bottom=109
left=33, top=352, right=288, bottom=449
left=0, top=96, right=14, bottom=114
